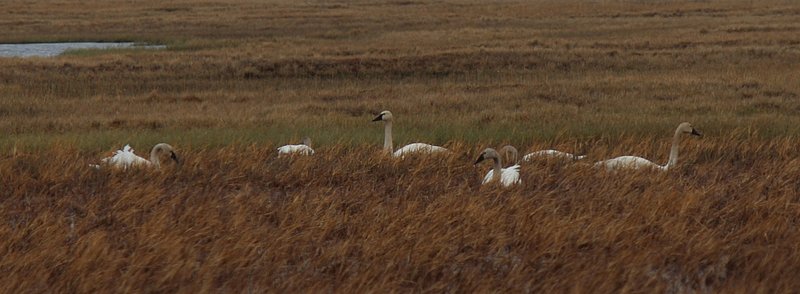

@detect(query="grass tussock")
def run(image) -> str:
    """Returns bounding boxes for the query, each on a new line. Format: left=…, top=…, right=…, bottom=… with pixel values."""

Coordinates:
left=3, top=136, right=800, bottom=292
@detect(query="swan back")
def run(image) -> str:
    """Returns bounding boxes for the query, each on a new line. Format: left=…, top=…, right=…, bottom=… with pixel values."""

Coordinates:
left=99, top=144, right=150, bottom=170
left=522, top=149, right=585, bottom=162
left=594, top=155, right=665, bottom=171
left=393, top=143, right=448, bottom=158
left=277, top=144, right=315, bottom=156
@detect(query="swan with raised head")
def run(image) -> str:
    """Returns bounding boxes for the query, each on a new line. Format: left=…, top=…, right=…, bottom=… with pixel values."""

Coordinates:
left=475, top=148, right=521, bottom=187
left=91, top=143, right=179, bottom=170
left=594, top=122, right=702, bottom=171
left=372, top=110, right=448, bottom=157
left=277, top=137, right=315, bottom=156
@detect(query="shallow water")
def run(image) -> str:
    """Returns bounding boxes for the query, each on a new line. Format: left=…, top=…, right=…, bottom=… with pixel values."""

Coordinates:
left=0, top=42, right=166, bottom=57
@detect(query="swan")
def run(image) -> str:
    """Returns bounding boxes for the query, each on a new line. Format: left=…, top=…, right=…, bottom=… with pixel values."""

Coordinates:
left=372, top=110, right=448, bottom=157
left=475, top=148, right=521, bottom=187
left=502, top=145, right=586, bottom=162
left=277, top=137, right=315, bottom=156
left=500, top=145, right=520, bottom=166
left=594, top=122, right=702, bottom=171
left=522, top=150, right=587, bottom=162
left=91, top=143, right=179, bottom=170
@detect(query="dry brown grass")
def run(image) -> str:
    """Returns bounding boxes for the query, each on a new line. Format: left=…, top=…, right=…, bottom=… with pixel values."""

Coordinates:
left=3, top=136, right=800, bottom=292
left=3, top=0, right=800, bottom=291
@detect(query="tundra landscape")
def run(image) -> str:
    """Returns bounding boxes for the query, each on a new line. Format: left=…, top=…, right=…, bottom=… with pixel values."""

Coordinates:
left=2, top=0, right=800, bottom=292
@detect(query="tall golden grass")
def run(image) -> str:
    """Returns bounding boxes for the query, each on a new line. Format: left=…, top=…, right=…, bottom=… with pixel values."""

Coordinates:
left=3, top=135, right=800, bottom=292
left=3, top=0, right=800, bottom=291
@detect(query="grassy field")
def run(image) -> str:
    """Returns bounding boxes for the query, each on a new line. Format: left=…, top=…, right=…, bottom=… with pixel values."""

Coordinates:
left=3, top=0, right=800, bottom=292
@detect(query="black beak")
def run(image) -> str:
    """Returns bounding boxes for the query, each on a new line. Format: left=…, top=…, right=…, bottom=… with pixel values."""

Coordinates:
left=474, top=154, right=485, bottom=165
left=691, top=128, right=703, bottom=137
left=372, top=114, right=383, bottom=122
left=170, top=151, right=180, bottom=164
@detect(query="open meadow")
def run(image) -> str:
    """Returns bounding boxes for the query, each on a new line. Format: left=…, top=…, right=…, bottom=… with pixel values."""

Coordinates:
left=2, top=0, right=800, bottom=292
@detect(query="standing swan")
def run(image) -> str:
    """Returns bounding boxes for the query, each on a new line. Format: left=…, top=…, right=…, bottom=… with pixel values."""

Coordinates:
left=372, top=110, right=448, bottom=157
left=91, top=143, right=179, bottom=170
left=475, top=148, right=521, bottom=187
left=594, top=122, right=702, bottom=171
left=277, top=137, right=315, bottom=156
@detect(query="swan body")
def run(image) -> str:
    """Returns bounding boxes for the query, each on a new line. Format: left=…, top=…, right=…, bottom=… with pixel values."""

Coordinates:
left=594, top=122, right=702, bottom=172
left=91, top=143, right=179, bottom=170
left=372, top=110, right=448, bottom=158
left=393, top=143, right=448, bottom=157
left=522, top=150, right=586, bottom=161
left=476, top=148, right=521, bottom=187
left=501, top=145, right=585, bottom=164
left=594, top=155, right=666, bottom=171
left=277, top=137, right=315, bottom=156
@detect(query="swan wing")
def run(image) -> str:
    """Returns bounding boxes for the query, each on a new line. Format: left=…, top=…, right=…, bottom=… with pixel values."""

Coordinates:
left=482, top=169, right=494, bottom=185
left=500, top=165, right=522, bottom=187
left=277, top=144, right=315, bottom=155
left=594, top=156, right=663, bottom=171
left=393, top=143, right=448, bottom=157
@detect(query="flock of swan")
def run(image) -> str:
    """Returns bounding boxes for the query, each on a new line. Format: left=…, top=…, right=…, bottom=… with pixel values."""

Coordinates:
left=92, top=110, right=703, bottom=188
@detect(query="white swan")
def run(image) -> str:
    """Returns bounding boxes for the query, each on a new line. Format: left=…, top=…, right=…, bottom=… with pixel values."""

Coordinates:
left=277, top=137, right=315, bottom=156
left=91, top=143, right=179, bottom=170
left=475, top=148, right=521, bottom=187
left=501, top=145, right=585, bottom=163
left=372, top=110, right=448, bottom=157
left=522, top=150, right=587, bottom=161
left=594, top=122, right=702, bottom=171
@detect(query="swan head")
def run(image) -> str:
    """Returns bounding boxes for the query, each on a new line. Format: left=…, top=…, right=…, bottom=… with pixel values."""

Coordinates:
left=301, top=136, right=312, bottom=147
left=474, top=148, right=501, bottom=165
left=677, top=122, right=703, bottom=137
left=152, top=143, right=180, bottom=165
left=372, top=110, right=393, bottom=122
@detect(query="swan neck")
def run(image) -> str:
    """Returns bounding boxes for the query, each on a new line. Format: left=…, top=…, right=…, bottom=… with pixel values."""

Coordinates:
left=510, top=149, right=519, bottom=165
left=383, top=120, right=393, bottom=153
left=666, top=128, right=682, bottom=170
left=150, top=147, right=161, bottom=169
left=492, top=157, right=503, bottom=183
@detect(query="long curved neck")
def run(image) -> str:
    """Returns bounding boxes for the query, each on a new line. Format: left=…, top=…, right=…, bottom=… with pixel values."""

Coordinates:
left=383, top=121, right=394, bottom=153
left=665, top=128, right=682, bottom=170
left=150, top=147, right=161, bottom=169
left=509, top=149, right=518, bottom=165
left=492, top=158, right=503, bottom=183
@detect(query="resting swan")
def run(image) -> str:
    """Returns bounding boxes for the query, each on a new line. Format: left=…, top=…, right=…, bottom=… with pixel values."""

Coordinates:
left=522, top=150, right=586, bottom=161
left=594, top=122, right=702, bottom=171
left=501, top=145, right=585, bottom=163
left=475, top=148, right=521, bottom=187
left=277, top=137, right=315, bottom=156
left=91, top=143, right=179, bottom=170
left=372, top=110, right=448, bottom=157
